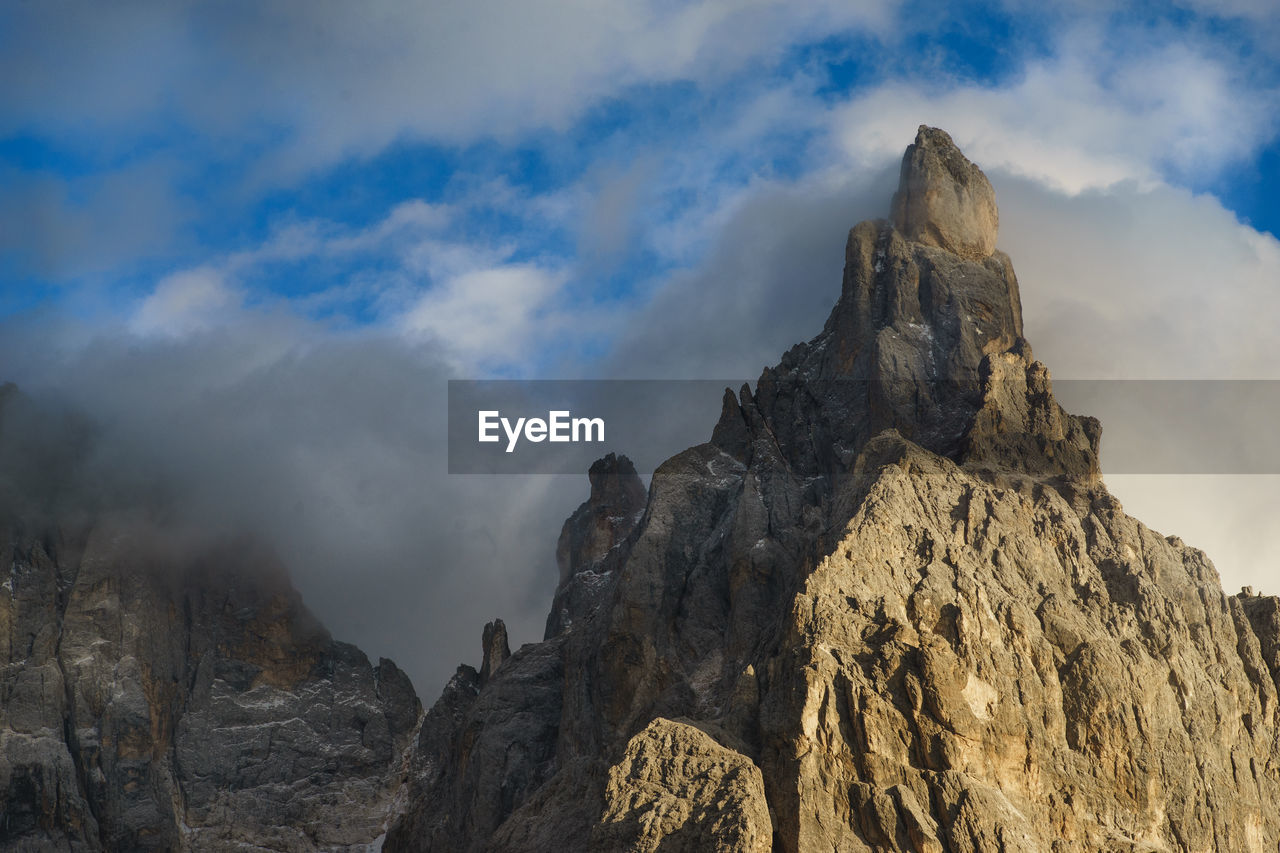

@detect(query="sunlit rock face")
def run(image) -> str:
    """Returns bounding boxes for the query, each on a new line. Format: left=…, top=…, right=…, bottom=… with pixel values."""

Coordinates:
left=891, top=124, right=999, bottom=260
left=385, top=127, right=1280, bottom=853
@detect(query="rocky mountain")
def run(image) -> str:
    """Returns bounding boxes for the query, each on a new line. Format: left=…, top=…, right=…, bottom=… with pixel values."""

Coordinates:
left=0, top=389, right=421, bottom=850
left=385, top=127, right=1280, bottom=852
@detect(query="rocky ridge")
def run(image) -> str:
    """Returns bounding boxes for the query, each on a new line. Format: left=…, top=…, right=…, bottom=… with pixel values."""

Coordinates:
left=386, top=126, right=1280, bottom=852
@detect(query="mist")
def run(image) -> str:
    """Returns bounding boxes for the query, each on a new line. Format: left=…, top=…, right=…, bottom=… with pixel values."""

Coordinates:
left=0, top=315, right=586, bottom=695
left=4, top=154, right=1280, bottom=699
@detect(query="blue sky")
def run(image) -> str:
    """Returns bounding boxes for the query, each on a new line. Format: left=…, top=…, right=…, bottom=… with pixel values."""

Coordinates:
left=3, top=0, right=1277, bottom=364
left=3, top=0, right=1280, bottom=689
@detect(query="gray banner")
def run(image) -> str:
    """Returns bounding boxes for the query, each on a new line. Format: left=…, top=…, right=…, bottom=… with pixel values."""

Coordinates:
left=447, top=379, right=1280, bottom=475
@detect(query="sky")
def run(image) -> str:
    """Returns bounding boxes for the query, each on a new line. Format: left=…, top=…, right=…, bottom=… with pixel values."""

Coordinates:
left=2, top=0, right=1279, bottom=695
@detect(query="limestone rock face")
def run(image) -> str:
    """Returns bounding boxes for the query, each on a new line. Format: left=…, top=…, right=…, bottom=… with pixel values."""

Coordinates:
left=891, top=125, right=999, bottom=259
left=760, top=434, right=1278, bottom=852
left=387, top=128, right=1280, bottom=852
left=0, top=393, right=421, bottom=852
left=592, top=718, right=771, bottom=853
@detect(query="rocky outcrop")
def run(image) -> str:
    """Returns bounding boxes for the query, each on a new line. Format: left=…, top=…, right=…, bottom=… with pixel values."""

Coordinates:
left=388, top=127, right=1280, bottom=852
left=555, top=452, right=646, bottom=585
left=593, top=718, right=771, bottom=853
left=0, top=392, right=421, bottom=851
left=546, top=452, right=646, bottom=639
left=481, top=618, right=511, bottom=683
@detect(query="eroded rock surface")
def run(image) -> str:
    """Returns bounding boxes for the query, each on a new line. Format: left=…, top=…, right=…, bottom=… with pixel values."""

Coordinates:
left=387, top=128, right=1280, bottom=852
left=593, top=718, right=770, bottom=853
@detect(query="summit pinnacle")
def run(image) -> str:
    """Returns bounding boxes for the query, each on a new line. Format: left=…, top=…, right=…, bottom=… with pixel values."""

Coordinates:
left=891, top=125, right=999, bottom=259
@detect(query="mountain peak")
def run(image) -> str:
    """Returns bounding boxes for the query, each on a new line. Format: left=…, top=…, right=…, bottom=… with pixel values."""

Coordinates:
left=890, top=125, right=998, bottom=259
left=383, top=126, right=1279, bottom=853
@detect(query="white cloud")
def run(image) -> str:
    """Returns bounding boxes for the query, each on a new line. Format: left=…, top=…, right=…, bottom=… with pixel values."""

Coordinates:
left=1109, top=475, right=1280, bottom=595
left=131, top=267, right=240, bottom=337
left=997, top=175, right=1280, bottom=379
left=0, top=304, right=585, bottom=694
left=124, top=192, right=589, bottom=375
left=238, top=0, right=898, bottom=181
left=0, top=157, right=190, bottom=279
left=1174, top=0, right=1280, bottom=21
left=0, top=0, right=902, bottom=180
left=400, top=263, right=570, bottom=372
left=216, top=200, right=453, bottom=272
left=9, top=1, right=1278, bottom=296
left=830, top=30, right=1277, bottom=193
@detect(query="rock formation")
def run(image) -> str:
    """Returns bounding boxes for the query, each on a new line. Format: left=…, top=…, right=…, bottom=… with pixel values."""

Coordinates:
left=555, top=453, right=647, bottom=587
left=386, top=127, right=1280, bottom=851
left=891, top=126, right=999, bottom=260
left=0, top=391, right=421, bottom=850
left=546, top=452, right=646, bottom=639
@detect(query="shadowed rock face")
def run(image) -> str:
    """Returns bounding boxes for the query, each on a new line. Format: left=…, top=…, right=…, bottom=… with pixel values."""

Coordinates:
left=481, top=618, right=510, bottom=683
left=388, top=127, right=1280, bottom=852
left=546, top=452, right=647, bottom=640
left=555, top=452, right=647, bottom=586
left=0, top=392, right=422, bottom=851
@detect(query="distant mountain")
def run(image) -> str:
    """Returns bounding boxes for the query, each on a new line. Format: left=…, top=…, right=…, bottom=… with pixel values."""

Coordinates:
left=385, top=128, right=1280, bottom=852
left=0, top=387, right=420, bottom=851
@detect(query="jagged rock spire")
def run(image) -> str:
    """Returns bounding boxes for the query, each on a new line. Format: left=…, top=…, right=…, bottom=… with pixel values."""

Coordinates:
left=480, top=618, right=510, bottom=684
left=703, top=128, right=1027, bottom=471
left=554, top=453, right=645, bottom=586
left=545, top=452, right=647, bottom=639
left=891, top=125, right=999, bottom=259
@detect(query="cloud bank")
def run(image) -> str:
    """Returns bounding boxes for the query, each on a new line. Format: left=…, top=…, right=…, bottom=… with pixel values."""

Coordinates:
left=3, top=1, right=1279, bottom=695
